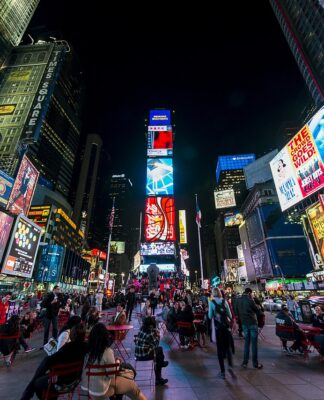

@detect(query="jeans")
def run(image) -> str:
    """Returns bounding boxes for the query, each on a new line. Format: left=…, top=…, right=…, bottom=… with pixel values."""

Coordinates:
left=43, top=316, right=58, bottom=345
left=242, top=324, right=258, bottom=366
left=215, top=326, right=233, bottom=373
left=135, top=346, right=165, bottom=379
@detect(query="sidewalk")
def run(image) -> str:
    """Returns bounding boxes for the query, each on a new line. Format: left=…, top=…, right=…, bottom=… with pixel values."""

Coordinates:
left=1, top=311, right=324, bottom=400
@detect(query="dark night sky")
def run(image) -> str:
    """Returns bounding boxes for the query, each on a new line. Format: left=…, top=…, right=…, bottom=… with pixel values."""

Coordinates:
left=28, top=1, right=312, bottom=266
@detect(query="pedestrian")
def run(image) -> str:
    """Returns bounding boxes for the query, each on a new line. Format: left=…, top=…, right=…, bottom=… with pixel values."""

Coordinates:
left=237, top=287, right=263, bottom=369
left=95, top=290, right=104, bottom=312
left=41, top=285, right=63, bottom=347
left=208, top=288, right=233, bottom=379
left=0, top=292, right=12, bottom=325
left=125, top=286, right=136, bottom=322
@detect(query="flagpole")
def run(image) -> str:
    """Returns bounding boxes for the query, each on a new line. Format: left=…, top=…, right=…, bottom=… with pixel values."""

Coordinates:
left=104, top=197, right=115, bottom=290
left=195, top=194, right=204, bottom=287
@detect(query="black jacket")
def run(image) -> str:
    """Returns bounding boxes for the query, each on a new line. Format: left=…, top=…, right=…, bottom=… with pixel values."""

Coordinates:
left=237, top=294, right=260, bottom=326
left=41, top=292, right=63, bottom=319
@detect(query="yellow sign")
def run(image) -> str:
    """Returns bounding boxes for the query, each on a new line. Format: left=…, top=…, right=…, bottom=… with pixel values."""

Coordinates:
left=57, top=208, right=76, bottom=230
left=0, top=104, right=16, bottom=115
left=307, top=202, right=324, bottom=262
left=8, top=69, right=32, bottom=81
left=179, top=210, right=187, bottom=244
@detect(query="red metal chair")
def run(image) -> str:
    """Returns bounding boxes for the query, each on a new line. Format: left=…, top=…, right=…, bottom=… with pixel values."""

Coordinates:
left=176, top=321, right=195, bottom=349
left=0, top=332, right=20, bottom=367
left=42, top=360, right=84, bottom=399
left=58, top=312, right=70, bottom=328
left=79, top=362, right=120, bottom=399
left=276, top=325, right=309, bottom=359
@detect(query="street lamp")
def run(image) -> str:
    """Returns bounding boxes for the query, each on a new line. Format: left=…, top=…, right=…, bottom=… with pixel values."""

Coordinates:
left=195, top=270, right=198, bottom=286
left=121, top=272, right=125, bottom=286
left=274, top=264, right=285, bottom=290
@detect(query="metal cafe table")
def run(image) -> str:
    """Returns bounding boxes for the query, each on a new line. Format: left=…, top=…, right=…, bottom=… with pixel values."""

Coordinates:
left=106, top=324, right=134, bottom=362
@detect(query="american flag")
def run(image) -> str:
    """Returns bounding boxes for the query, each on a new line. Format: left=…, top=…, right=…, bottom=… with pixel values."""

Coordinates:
left=196, top=199, right=202, bottom=228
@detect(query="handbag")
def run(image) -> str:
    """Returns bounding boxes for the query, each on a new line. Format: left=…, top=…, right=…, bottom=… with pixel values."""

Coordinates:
left=44, top=337, right=58, bottom=356
left=117, top=362, right=136, bottom=380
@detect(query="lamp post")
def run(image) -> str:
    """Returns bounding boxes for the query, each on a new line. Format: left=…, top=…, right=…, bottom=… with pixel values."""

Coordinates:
left=195, top=270, right=198, bottom=286
left=274, top=264, right=285, bottom=291
left=121, top=272, right=125, bottom=287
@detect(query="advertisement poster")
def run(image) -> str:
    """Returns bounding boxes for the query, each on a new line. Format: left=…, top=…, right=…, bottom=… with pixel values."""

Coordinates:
left=179, top=210, right=187, bottom=244
left=28, top=205, right=51, bottom=229
left=145, top=197, right=176, bottom=241
left=214, top=189, right=236, bottom=209
left=2, top=214, right=41, bottom=278
left=110, top=241, right=125, bottom=254
left=146, top=158, right=173, bottom=195
left=224, top=259, right=239, bottom=282
left=147, top=130, right=173, bottom=156
left=309, top=105, right=324, bottom=164
left=287, top=124, right=324, bottom=197
left=307, top=202, right=324, bottom=264
left=0, top=169, right=14, bottom=206
left=149, top=109, right=171, bottom=126
left=140, top=242, right=175, bottom=256
left=36, top=244, right=64, bottom=283
left=7, top=155, right=39, bottom=215
left=270, top=147, right=303, bottom=211
left=224, top=212, right=243, bottom=227
left=0, top=211, right=14, bottom=263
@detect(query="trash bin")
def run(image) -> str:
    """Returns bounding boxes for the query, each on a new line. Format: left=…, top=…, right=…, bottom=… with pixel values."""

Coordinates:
left=298, top=300, right=313, bottom=323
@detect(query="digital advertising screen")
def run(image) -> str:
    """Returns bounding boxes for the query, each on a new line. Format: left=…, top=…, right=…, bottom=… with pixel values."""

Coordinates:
left=179, top=210, right=187, bottom=244
left=214, top=189, right=236, bottom=209
left=147, top=130, right=173, bottom=156
left=2, top=214, right=42, bottom=278
left=7, top=155, right=39, bottom=215
left=35, top=244, right=64, bottom=283
left=224, top=212, right=243, bottom=227
left=140, top=263, right=175, bottom=273
left=149, top=109, right=171, bottom=126
left=110, top=241, right=125, bottom=254
left=0, top=169, right=14, bottom=207
left=307, top=202, right=324, bottom=264
left=28, top=205, right=51, bottom=229
left=146, top=158, right=173, bottom=195
left=0, top=211, right=14, bottom=264
left=270, top=105, right=324, bottom=211
left=144, top=197, right=176, bottom=241
left=140, top=241, right=175, bottom=256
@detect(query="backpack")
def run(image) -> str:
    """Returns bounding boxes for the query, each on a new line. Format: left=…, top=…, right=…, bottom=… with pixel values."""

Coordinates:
left=212, top=299, right=229, bottom=328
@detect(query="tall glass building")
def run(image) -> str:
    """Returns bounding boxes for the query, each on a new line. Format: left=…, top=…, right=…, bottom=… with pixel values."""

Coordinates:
left=269, top=0, right=324, bottom=106
left=0, top=0, right=40, bottom=66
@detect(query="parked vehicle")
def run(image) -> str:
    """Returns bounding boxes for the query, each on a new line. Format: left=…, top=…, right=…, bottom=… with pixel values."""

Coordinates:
left=262, top=298, right=284, bottom=311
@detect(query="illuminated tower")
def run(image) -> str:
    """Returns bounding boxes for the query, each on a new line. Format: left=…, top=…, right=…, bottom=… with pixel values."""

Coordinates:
left=269, top=0, right=324, bottom=106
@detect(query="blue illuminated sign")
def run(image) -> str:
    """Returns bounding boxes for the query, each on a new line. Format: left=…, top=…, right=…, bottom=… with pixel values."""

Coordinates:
left=146, top=158, right=174, bottom=195
left=149, top=110, right=171, bottom=126
left=216, top=154, right=255, bottom=183
left=36, top=244, right=64, bottom=283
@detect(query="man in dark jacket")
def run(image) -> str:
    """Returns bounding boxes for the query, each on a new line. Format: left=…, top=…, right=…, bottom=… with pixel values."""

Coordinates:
left=125, top=286, right=136, bottom=322
left=237, top=287, right=263, bottom=369
left=41, top=285, right=63, bottom=346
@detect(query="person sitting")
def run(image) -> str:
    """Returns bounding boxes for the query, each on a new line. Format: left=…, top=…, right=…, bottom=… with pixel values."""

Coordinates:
left=57, top=315, right=82, bottom=351
left=0, top=314, right=20, bottom=366
left=81, top=323, right=146, bottom=399
left=193, top=300, right=207, bottom=347
left=109, top=303, right=127, bottom=326
left=275, top=306, right=308, bottom=353
left=166, top=301, right=179, bottom=332
left=134, top=317, right=168, bottom=386
left=19, top=312, right=36, bottom=353
left=312, top=306, right=324, bottom=332
left=177, top=301, right=194, bottom=349
left=85, top=307, right=100, bottom=331
left=141, top=300, right=152, bottom=323
left=20, top=323, right=87, bottom=400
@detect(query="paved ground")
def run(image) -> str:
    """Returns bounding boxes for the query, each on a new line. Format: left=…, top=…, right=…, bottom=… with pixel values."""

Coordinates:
left=1, top=309, right=324, bottom=400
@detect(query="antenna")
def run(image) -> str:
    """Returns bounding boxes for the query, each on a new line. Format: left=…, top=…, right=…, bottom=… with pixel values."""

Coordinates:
left=28, top=34, right=34, bottom=45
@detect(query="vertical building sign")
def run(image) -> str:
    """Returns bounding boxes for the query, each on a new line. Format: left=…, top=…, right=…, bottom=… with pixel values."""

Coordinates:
left=179, top=210, right=187, bottom=244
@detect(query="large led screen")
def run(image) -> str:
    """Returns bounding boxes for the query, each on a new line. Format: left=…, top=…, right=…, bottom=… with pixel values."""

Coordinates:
left=140, top=263, right=175, bottom=273
left=214, top=189, right=236, bottom=209
left=2, top=214, right=41, bottom=278
left=7, top=154, right=39, bottom=215
left=146, top=158, right=173, bottom=195
left=140, top=241, right=175, bottom=256
left=224, top=212, right=243, bottom=227
left=110, top=241, right=125, bottom=254
left=179, top=210, right=187, bottom=244
left=270, top=105, right=324, bottom=211
left=145, top=197, right=176, bottom=241
left=147, top=130, right=173, bottom=156
left=307, top=202, right=324, bottom=265
left=149, top=109, right=171, bottom=126
left=0, top=211, right=14, bottom=264
left=0, top=169, right=14, bottom=207
left=36, top=244, right=64, bottom=283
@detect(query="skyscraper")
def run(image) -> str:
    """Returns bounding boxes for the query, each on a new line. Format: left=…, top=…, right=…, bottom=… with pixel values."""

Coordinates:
left=0, top=0, right=40, bottom=66
left=269, top=0, right=324, bottom=106
left=0, top=41, right=84, bottom=202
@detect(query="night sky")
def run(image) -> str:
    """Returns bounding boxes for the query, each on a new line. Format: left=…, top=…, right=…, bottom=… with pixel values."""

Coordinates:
left=28, top=1, right=312, bottom=266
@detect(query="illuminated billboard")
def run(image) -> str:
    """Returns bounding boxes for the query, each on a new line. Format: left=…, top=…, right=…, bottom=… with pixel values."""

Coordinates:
left=307, top=202, right=324, bottom=264
left=224, top=212, right=243, bottom=227
left=0, top=211, right=14, bottom=264
left=28, top=205, right=51, bottom=229
left=2, top=214, right=42, bottom=278
left=110, top=241, right=125, bottom=254
left=147, top=130, right=173, bottom=156
left=36, top=244, right=64, bottom=283
left=216, top=154, right=255, bottom=183
left=146, top=158, right=173, bottom=195
left=140, top=263, right=175, bottom=273
left=214, top=189, right=236, bottom=209
left=145, top=197, right=176, bottom=241
left=244, top=150, right=278, bottom=190
left=7, top=155, right=39, bottom=216
left=179, top=210, right=187, bottom=244
left=0, top=169, right=14, bottom=206
left=140, top=242, right=175, bottom=256
left=270, top=105, right=324, bottom=211
left=149, top=110, right=171, bottom=126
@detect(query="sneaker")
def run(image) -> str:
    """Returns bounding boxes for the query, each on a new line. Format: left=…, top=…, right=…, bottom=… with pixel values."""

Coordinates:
left=254, top=363, right=263, bottom=369
left=217, top=372, right=225, bottom=379
left=24, top=347, right=36, bottom=353
left=286, top=347, right=294, bottom=355
left=5, top=359, right=11, bottom=367
left=241, top=363, right=248, bottom=368
left=156, top=378, right=168, bottom=386
left=162, top=361, right=169, bottom=368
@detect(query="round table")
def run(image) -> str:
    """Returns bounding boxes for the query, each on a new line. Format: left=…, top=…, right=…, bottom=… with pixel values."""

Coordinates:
left=106, top=324, right=133, bottom=361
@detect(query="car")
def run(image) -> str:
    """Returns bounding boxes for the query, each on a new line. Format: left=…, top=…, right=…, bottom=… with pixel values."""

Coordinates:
left=262, top=298, right=284, bottom=311
left=308, top=296, right=324, bottom=310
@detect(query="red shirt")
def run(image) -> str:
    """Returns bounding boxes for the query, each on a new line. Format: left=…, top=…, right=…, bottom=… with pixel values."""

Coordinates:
left=0, top=300, right=9, bottom=325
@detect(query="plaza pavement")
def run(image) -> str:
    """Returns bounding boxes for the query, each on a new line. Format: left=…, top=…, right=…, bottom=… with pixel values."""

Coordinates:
left=1, top=310, right=324, bottom=400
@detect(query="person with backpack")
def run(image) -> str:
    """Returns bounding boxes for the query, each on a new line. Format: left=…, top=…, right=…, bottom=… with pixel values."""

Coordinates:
left=208, top=288, right=233, bottom=379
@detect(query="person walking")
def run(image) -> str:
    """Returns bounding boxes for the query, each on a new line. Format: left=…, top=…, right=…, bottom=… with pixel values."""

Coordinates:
left=41, top=285, right=63, bottom=347
left=125, top=286, right=136, bottom=322
left=237, top=287, right=263, bottom=369
left=95, top=290, right=104, bottom=312
left=208, top=288, right=233, bottom=379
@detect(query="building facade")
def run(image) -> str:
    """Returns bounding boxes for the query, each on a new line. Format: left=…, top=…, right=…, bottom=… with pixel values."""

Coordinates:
left=270, top=0, right=324, bottom=106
